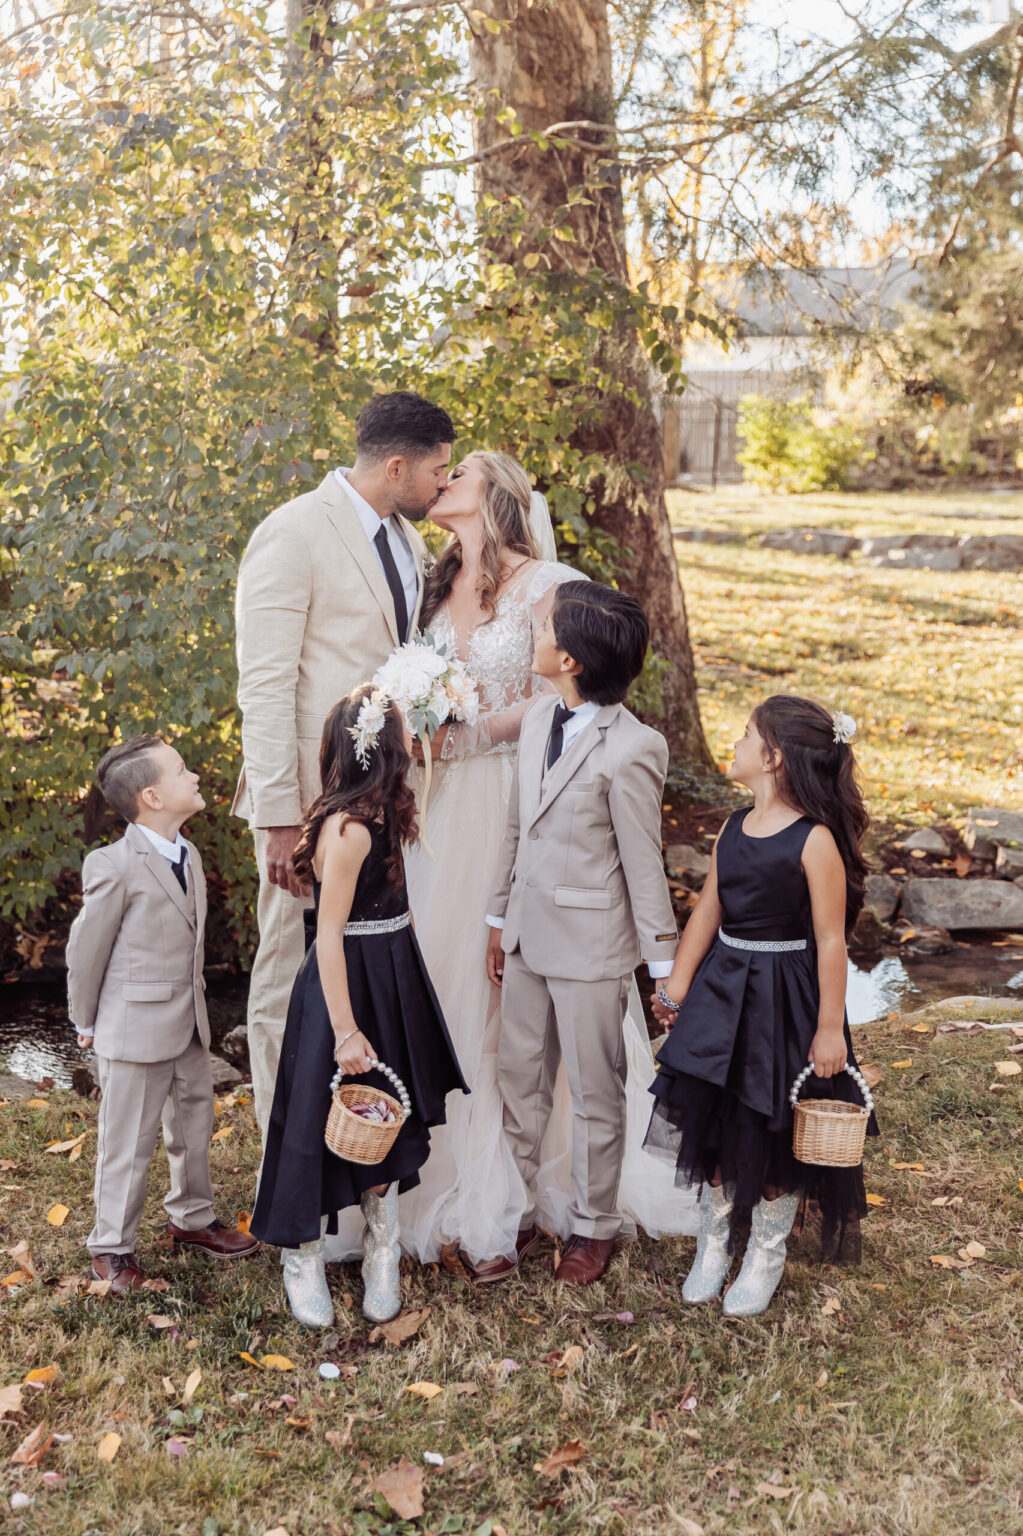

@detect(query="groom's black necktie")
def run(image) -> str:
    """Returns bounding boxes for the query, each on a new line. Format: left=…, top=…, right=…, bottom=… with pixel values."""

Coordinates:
left=546, top=703, right=576, bottom=770
left=374, top=523, right=409, bottom=642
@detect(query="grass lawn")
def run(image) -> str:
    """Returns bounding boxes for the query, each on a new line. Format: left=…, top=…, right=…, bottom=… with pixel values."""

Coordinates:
left=667, top=489, right=1023, bottom=827
left=2, top=1001, right=1022, bottom=1535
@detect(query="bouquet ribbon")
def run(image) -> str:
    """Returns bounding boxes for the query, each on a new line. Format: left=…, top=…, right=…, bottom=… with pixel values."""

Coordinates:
left=418, top=731, right=436, bottom=860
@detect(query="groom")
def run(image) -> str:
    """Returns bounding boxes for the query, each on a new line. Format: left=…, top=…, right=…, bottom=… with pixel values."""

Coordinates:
left=233, top=391, right=456, bottom=1135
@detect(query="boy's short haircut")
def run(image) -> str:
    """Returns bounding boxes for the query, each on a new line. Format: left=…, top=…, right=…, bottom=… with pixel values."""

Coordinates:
left=97, top=734, right=165, bottom=822
left=552, top=581, right=649, bottom=705
left=355, top=391, right=456, bottom=464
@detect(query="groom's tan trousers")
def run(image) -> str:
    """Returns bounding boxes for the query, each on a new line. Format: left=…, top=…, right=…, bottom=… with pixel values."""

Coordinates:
left=247, top=829, right=310, bottom=1137
left=498, top=951, right=630, bottom=1240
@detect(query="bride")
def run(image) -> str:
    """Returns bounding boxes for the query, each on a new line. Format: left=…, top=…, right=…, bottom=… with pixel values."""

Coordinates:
left=324, top=450, right=698, bottom=1267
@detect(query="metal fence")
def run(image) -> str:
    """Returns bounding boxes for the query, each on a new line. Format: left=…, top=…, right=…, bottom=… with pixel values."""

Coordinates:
left=663, top=367, right=820, bottom=487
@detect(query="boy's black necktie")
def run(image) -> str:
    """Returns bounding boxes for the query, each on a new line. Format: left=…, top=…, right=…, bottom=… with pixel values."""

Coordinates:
left=546, top=703, right=576, bottom=769
left=170, top=848, right=188, bottom=893
left=374, top=524, right=409, bottom=642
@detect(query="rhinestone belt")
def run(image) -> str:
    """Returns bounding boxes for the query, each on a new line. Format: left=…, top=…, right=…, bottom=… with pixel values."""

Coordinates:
left=718, top=927, right=806, bottom=953
left=344, top=911, right=412, bottom=937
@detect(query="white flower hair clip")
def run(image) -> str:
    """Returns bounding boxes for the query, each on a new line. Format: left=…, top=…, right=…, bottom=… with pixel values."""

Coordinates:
left=832, top=710, right=857, bottom=745
left=348, top=689, right=390, bottom=769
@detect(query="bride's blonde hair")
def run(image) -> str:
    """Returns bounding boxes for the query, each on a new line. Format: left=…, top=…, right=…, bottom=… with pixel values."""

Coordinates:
left=421, top=451, right=542, bottom=628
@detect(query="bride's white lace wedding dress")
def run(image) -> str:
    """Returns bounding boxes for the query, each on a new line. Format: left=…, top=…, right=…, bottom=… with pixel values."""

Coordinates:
left=323, top=559, right=698, bottom=1265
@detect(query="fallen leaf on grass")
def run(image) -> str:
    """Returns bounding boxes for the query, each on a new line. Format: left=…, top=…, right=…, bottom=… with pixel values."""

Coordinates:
left=239, top=1352, right=263, bottom=1369
left=210, top=1126, right=234, bottom=1142
left=2, top=1271, right=29, bottom=1288
left=237, top=1211, right=252, bottom=1234
left=890, top=1162, right=925, bottom=1171
left=162, top=1378, right=176, bottom=1399
left=0, top=1385, right=24, bottom=1418
left=7, top=1241, right=35, bottom=1279
left=371, top=1457, right=425, bottom=1520
left=24, top=1099, right=49, bottom=1109
left=46, top=1204, right=69, bottom=1227
left=85, top=1278, right=111, bottom=1297
left=960, top=1241, right=986, bottom=1260
left=452, top=1382, right=478, bottom=1396
left=11, top=1422, right=53, bottom=1466
left=865, top=1193, right=886, bottom=1206
left=23, top=1367, right=59, bottom=1386
left=166, top=1438, right=189, bottom=1458
left=672, top=1519, right=705, bottom=1536
left=68, top=1143, right=83, bottom=1163
left=45, top=1137, right=84, bottom=1155
left=995, top=1061, right=1022, bottom=1077
left=41, top=1472, right=66, bottom=1489
left=535, top=1439, right=587, bottom=1478
left=260, top=1356, right=295, bottom=1372
left=182, top=1369, right=201, bottom=1403
left=821, top=1297, right=842, bottom=1316
left=325, top=1415, right=355, bottom=1451
left=858, top=1064, right=883, bottom=1090
left=146, top=1314, right=175, bottom=1330
left=756, top=1481, right=796, bottom=1499
left=96, top=1432, right=121, bottom=1462
left=890, top=1060, right=912, bottom=1070
left=369, top=1306, right=431, bottom=1346
left=405, top=1381, right=442, bottom=1400
left=814, top=1370, right=829, bottom=1390
left=540, top=1345, right=584, bottom=1377
left=930, top=1255, right=971, bottom=1270
left=140, top=1277, right=170, bottom=1293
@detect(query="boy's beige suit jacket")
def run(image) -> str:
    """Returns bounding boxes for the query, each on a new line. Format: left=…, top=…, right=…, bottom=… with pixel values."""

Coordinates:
left=232, top=472, right=427, bottom=828
left=489, top=694, right=677, bottom=981
left=66, top=822, right=209, bottom=1063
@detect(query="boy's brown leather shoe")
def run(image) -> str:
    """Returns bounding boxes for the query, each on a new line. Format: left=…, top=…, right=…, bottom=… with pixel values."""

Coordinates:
left=444, top=1223, right=541, bottom=1284
left=166, top=1218, right=260, bottom=1258
left=91, top=1252, right=146, bottom=1295
left=555, top=1235, right=616, bottom=1286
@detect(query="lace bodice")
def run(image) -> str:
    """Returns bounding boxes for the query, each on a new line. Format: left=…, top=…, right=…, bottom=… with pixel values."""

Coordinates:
left=431, top=561, right=582, bottom=760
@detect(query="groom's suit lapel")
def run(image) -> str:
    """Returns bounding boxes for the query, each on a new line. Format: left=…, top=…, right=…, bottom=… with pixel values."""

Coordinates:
left=317, top=474, right=424, bottom=647
left=527, top=703, right=622, bottom=828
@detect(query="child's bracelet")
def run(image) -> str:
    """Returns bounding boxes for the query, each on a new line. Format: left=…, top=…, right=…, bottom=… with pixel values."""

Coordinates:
left=657, top=986, right=682, bottom=1013
left=336, top=1029, right=360, bottom=1049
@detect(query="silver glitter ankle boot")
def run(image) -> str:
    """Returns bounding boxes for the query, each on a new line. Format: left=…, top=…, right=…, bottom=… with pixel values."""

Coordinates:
left=722, top=1192, right=799, bottom=1317
left=682, top=1182, right=735, bottom=1304
left=281, top=1238, right=335, bottom=1328
left=361, top=1186, right=401, bottom=1323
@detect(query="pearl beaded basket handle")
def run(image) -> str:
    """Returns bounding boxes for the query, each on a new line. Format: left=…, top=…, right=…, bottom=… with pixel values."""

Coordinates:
left=325, top=1058, right=412, bottom=1165
left=789, top=1063, right=874, bottom=1168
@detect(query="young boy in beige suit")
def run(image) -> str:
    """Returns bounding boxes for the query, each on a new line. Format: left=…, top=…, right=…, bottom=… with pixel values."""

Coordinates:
left=483, top=581, right=678, bottom=1287
left=67, top=736, right=259, bottom=1294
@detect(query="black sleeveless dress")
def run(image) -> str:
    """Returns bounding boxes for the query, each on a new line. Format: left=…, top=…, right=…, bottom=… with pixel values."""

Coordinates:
left=252, top=820, right=468, bottom=1249
left=646, top=810, right=878, bottom=1262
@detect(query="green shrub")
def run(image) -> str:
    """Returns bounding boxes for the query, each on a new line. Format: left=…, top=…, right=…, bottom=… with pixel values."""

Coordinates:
left=738, top=393, right=869, bottom=492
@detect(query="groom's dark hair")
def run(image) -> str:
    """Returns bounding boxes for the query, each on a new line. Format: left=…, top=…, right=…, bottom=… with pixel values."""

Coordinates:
left=354, top=391, right=456, bottom=463
left=552, top=581, right=649, bottom=705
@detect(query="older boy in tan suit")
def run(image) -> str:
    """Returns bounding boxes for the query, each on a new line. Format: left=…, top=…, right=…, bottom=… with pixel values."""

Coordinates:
left=68, top=737, right=259, bottom=1294
left=482, top=582, right=677, bottom=1287
left=234, top=392, right=455, bottom=1134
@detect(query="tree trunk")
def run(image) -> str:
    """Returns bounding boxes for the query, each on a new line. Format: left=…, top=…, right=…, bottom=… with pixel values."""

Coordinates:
left=468, top=0, right=712, bottom=767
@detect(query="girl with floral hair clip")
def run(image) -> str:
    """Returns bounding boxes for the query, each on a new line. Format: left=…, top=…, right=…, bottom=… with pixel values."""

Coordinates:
left=251, top=685, right=467, bottom=1328
left=646, top=694, right=878, bottom=1316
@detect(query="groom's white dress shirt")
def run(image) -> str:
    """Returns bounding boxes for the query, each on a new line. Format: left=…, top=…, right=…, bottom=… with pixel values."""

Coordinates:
left=486, top=698, right=673, bottom=979
left=334, top=467, right=418, bottom=634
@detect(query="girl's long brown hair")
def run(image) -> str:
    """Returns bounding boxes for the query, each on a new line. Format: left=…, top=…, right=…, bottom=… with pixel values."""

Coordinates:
left=752, top=694, right=870, bottom=932
left=420, top=451, right=542, bottom=629
left=293, top=686, right=417, bottom=890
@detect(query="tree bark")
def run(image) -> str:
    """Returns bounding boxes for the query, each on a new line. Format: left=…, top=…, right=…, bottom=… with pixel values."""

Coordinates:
left=468, top=0, right=712, bottom=767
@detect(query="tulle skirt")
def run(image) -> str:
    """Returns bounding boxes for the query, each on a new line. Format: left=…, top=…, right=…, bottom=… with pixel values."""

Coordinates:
left=321, top=749, right=699, bottom=1265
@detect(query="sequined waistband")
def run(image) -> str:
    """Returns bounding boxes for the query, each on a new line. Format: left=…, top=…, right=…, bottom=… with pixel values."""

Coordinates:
left=344, top=912, right=412, bottom=937
left=718, top=927, right=807, bottom=953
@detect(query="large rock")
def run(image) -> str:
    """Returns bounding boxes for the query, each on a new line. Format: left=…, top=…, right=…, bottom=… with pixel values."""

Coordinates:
left=665, top=843, right=711, bottom=879
left=901, top=878, right=1023, bottom=931
left=209, top=1054, right=243, bottom=1092
left=964, top=808, right=1023, bottom=853
left=958, top=534, right=1023, bottom=571
left=672, top=527, right=745, bottom=545
left=901, top=828, right=949, bottom=856
left=995, top=844, right=1023, bottom=877
left=862, top=533, right=962, bottom=570
left=864, top=873, right=900, bottom=920
left=0, top=1072, right=36, bottom=1102
left=218, top=1025, right=251, bottom=1074
left=759, top=528, right=857, bottom=558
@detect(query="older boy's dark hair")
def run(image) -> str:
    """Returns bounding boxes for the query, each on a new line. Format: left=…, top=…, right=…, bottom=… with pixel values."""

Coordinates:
left=97, top=734, right=165, bottom=822
left=551, top=581, right=649, bottom=705
left=354, top=391, right=456, bottom=464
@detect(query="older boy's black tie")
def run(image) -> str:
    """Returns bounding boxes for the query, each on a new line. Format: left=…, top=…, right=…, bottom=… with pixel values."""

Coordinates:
left=170, top=848, right=188, bottom=893
left=547, top=703, right=575, bottom=769
left=374, top=524, right=409, bottom=642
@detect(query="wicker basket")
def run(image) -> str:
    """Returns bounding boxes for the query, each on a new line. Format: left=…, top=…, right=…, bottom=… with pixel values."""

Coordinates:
left=324, top=1058, right=412, bottom=1166
left=790, top=1063, right=874, bottom=1168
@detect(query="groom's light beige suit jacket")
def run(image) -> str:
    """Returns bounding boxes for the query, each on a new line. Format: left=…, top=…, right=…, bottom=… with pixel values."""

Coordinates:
left=490, top=694, right=678, bottom=981
left=232, top=472, right=427, bottom=827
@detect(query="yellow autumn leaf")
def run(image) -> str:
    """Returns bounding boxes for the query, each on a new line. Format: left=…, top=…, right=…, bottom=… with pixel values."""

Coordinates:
left=405, top=1381, right=443, bottom=1400
left=183, top=1368, right=202, bottom=1403
left=961, top=1240, right=986, bottom=1259
left=97, top=1431, right=122, bottom=1462
left=210, top=1125, right=234, bottom=1142
left=24, top=1099, right=50, bottom=1109
left=865, top=1193, right=886, bottom=1206
left=46, top=1204, right=70, bottom=1227
left=994, top=1061, right=1022, bottom=1077
left=260, top=1355, right=295, bottom=1371
left=909, top=1023, right=930, bottom=1033
left=891, top=1059, right=912, bottom=1070
left=522, top=252, right=540, bottom=269
left=2, top=1271, right=28, bottom=1287
left=24, top=1366, right=59, bottom=1385
left=239, top=1351, right=263, bottom=1368
left=890, top=1162, right=925, bottom=1171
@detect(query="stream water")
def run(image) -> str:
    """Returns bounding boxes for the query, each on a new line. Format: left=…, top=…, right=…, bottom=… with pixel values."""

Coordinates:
left=2, top=944, right=1021, bottom=1091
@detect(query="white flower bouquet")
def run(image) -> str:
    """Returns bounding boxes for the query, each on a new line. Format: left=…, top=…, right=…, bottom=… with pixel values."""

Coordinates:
left=372, top=630, right=479, bottom=853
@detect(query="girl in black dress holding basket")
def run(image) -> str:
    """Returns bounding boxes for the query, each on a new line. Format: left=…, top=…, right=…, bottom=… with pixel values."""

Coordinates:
left=252, top=686, right=467, bottom=1328
left=646, top=695, right=878, bottom=1316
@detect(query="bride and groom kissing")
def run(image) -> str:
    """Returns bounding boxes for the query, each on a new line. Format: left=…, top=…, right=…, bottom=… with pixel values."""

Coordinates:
left=235, top=389, right=699, bottom=1315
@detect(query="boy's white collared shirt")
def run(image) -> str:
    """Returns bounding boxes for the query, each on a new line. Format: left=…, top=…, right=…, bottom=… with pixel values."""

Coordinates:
left=485, top=697, right=673, bottom=978
left=135, top=823, right=189, bottom=889
left=334, top=466, right=418, bottom=633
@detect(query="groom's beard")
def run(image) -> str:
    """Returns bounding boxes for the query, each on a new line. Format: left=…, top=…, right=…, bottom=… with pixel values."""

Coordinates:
left=394, top=494, right=439, bottom=524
